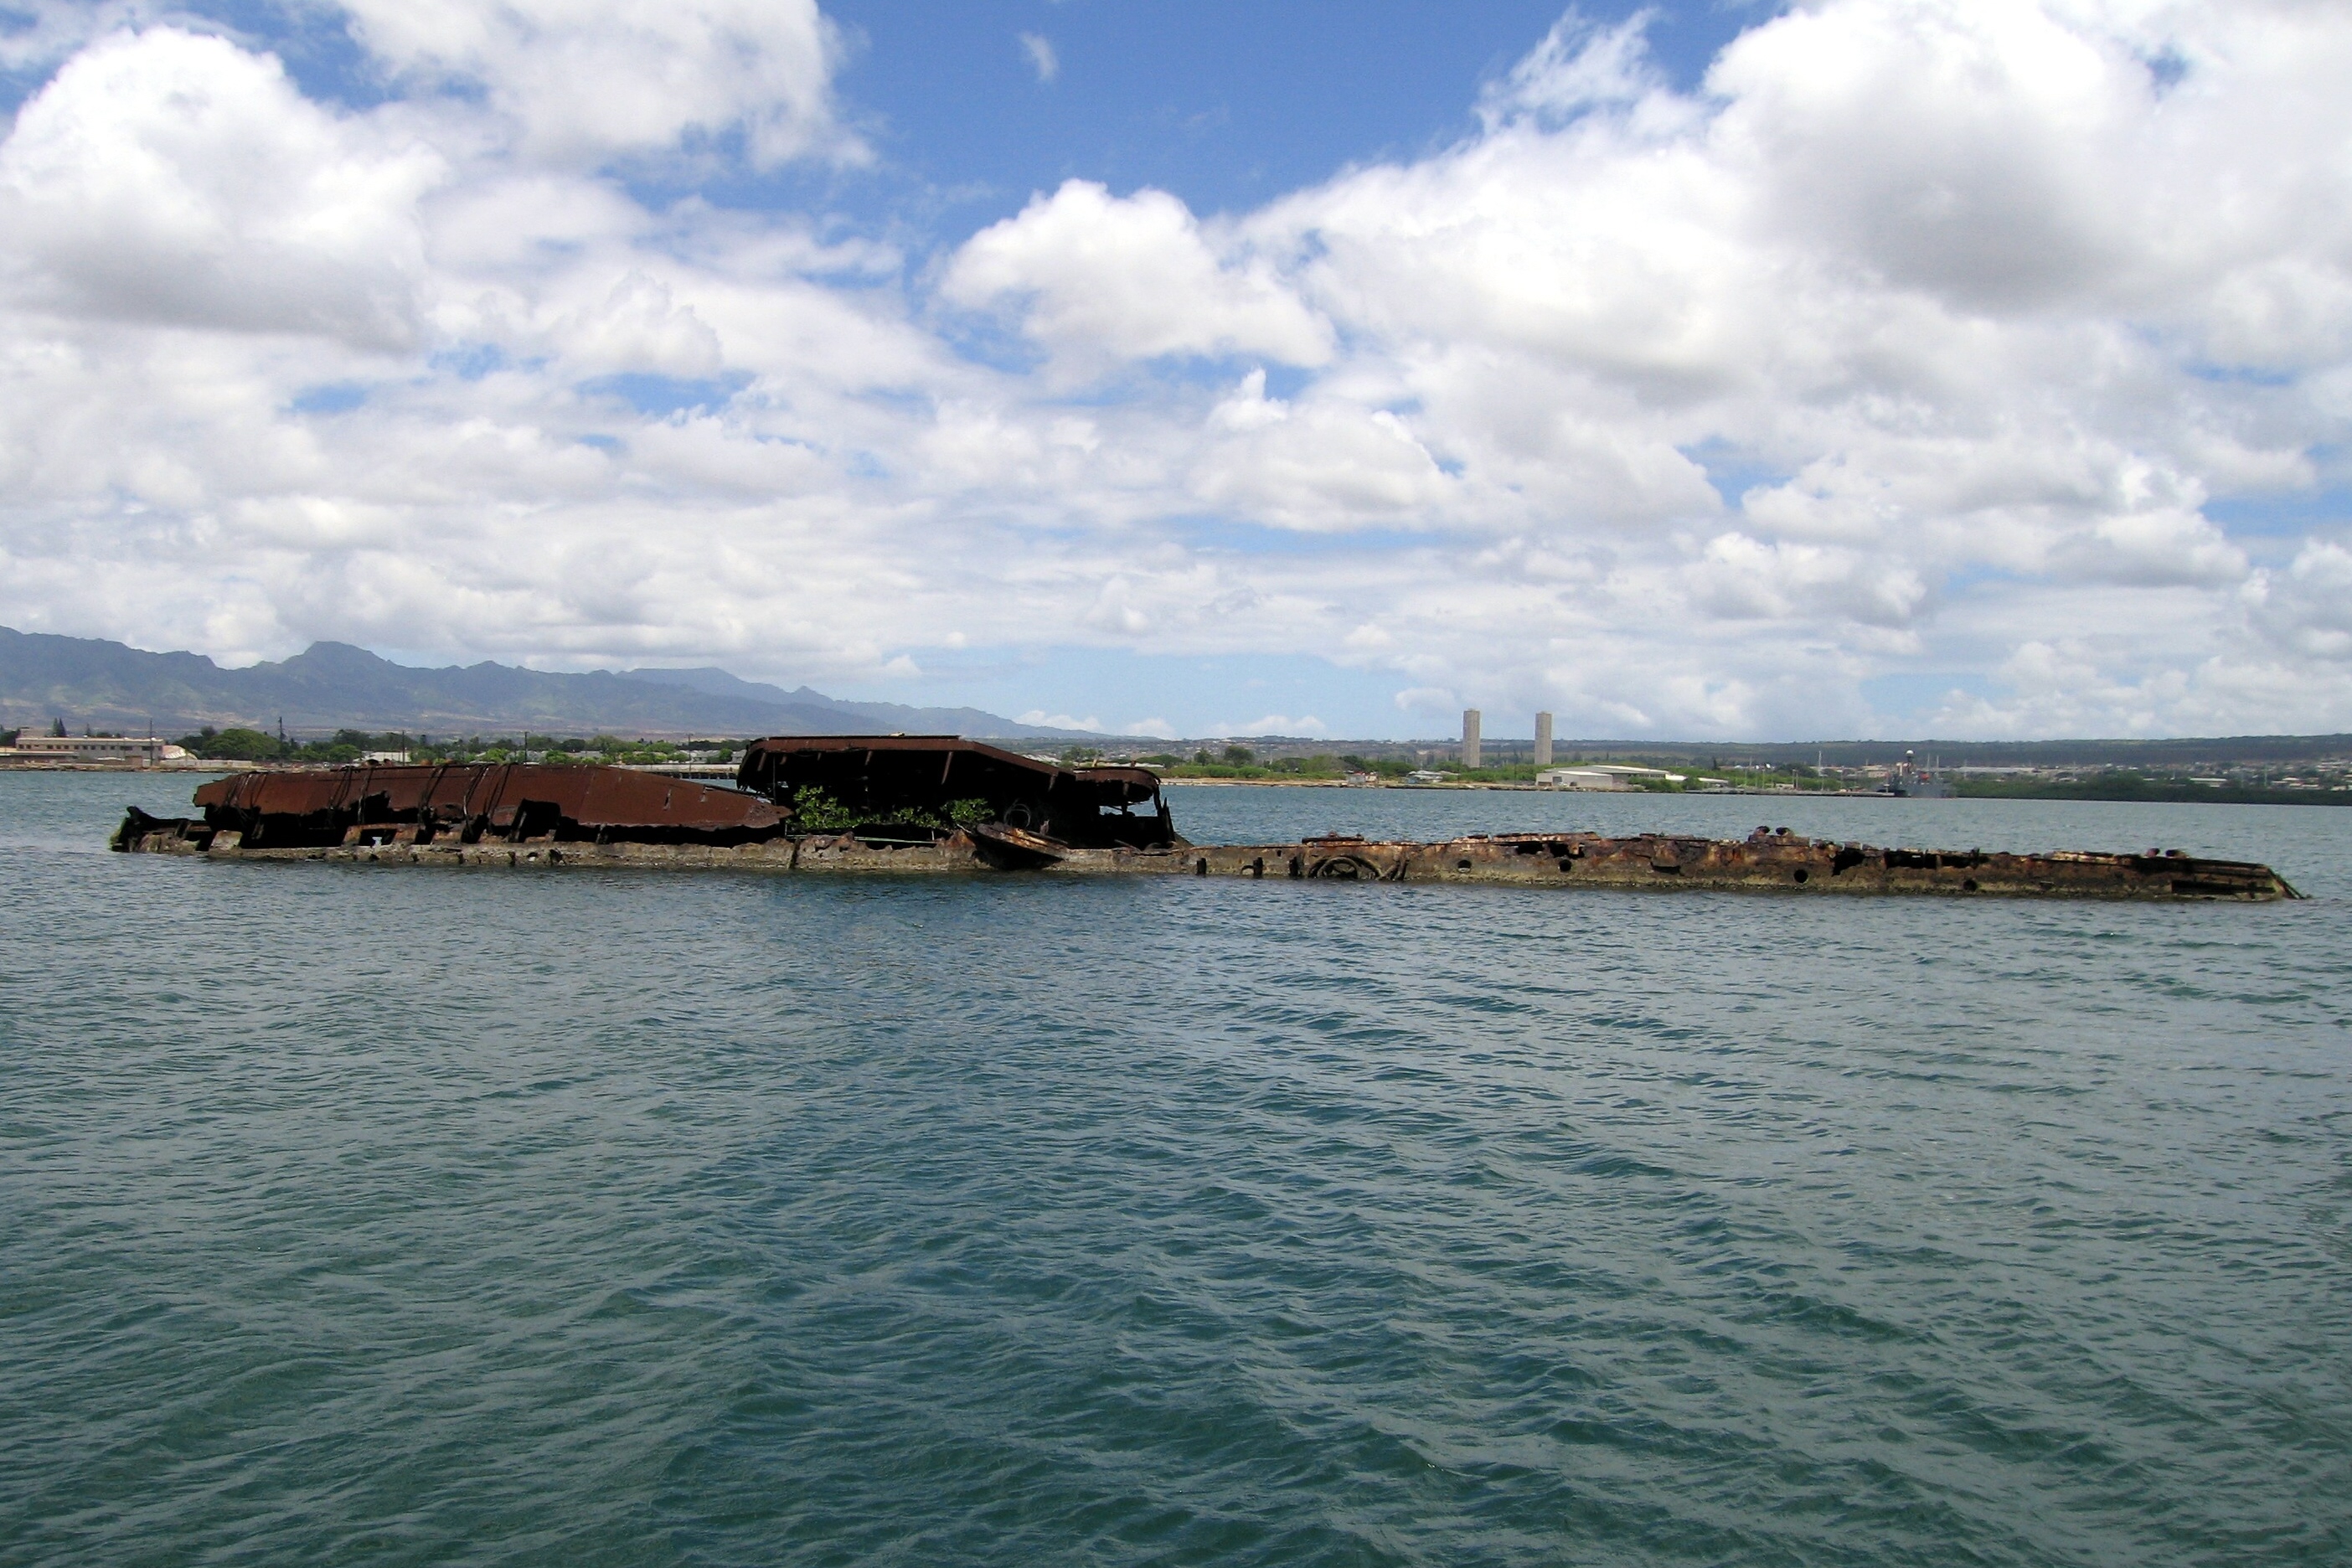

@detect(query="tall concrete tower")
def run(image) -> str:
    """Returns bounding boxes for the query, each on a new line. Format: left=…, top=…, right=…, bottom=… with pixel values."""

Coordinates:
left=1462, top=709, right=1482, bottom=769
left=1534, top=711, right=1553, bottom=767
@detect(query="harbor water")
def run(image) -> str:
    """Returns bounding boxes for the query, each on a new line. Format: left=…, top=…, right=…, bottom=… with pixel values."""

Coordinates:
left=3, top=772, right=2348, bottom=1565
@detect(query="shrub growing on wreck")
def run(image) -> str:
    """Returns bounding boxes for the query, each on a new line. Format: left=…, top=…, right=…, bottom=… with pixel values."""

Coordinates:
left=789, top=788, right=859, bottom=831
left=787, top=788, right=994, bottom=834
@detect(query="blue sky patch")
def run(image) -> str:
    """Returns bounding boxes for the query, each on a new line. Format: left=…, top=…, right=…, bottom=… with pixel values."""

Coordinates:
left=1679, top=439, right=1791, bottom=511
left=290, top=383, right=369, bottom=415
left=2207, top=485, right=2352, bottom=538
left=812, top=1, right=1775, bottom=240
left=577, top=373, right=754, bottom=417
left=431, top=344, right=512, bottom=382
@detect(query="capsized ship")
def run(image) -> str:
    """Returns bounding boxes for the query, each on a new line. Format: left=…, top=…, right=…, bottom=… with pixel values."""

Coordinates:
left=111, top=735, right=2300, bottom=900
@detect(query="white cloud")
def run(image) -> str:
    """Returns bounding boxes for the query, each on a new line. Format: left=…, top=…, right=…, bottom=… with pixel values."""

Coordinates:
left=1123, top=717, right=1178, bottom=740
left=1219, top=714, right=1328, bottom=737
left=1190, top=371, right=1450, bottom=531
left=2055, top=507, right=2247, bottom=588
left=1709, top=0, right=2140, bottom=312
left=341, top=0, right=858, bottom=169
left=1478, top=9, right=1662, bottom=128
left=1688, top=533, right=1929, bottom=629
left=0, top=1, right=154, bottom=74
left=5, top=3, right=2352, bottom=739
left=1018, top=33, right=1059, bottom=85
left=550, top=271, right=726, bottom=378
left=941, top=181, right=1333, bottom=370
left=1018, top=709, right=1101, bottom=731
left=0, top=28, right=444, bottom=347
left=2248, top=541, right=2352, bottom=662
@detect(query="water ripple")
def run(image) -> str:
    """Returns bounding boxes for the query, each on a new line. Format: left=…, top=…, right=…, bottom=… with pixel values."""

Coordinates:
left=3, top=775, right=2349, bottom=1565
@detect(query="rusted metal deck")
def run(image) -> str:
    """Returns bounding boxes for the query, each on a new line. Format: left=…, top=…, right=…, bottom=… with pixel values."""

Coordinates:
left=114, top=798, right=2300, bottom=901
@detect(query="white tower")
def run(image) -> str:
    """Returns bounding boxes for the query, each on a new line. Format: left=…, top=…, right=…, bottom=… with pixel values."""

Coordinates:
left=1462, top=709, right=1482, bottom=769
left=1534, top=712, right=1553, bottom=768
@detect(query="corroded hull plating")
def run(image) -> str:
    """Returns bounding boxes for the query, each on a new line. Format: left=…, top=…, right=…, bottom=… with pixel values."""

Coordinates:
left=112, top=818, right=2301, bottom=900
left=156, top=762, right=788, bottom=850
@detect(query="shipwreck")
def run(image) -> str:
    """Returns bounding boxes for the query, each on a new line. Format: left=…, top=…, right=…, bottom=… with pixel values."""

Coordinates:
left=111, top=735, right=2302, bottom=900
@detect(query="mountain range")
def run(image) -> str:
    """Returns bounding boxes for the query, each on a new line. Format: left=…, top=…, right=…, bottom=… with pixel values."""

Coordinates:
left=0, top=627, right=1097, bottom=740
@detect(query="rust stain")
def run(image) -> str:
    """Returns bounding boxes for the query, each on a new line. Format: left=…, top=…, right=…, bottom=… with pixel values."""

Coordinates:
left=133, top=761, right=788, bottom=850
left=110, top=746, right=2303, bottom=901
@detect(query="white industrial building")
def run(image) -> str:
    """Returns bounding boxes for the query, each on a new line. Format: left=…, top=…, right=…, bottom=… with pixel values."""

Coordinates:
left=6, top=735, right=187, bottom=763
left=1536, top=764, right=1686, bottom=791
left=1535, top=767, right=1625, bottom=791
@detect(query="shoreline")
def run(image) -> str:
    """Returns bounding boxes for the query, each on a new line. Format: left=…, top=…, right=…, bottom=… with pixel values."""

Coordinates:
left=1159, top=776, right=1886, bottom=797
left=18, top=761, right=2344, bottom=807
left=0, top=759, right=245, bottom=772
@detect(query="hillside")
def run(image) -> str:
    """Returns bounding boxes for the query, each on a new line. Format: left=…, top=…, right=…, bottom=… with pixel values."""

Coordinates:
left=0, top=627, right=1090, bottom=740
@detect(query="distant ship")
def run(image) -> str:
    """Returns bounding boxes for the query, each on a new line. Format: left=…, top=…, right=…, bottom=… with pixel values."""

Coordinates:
left=1880, top=749, right=1950, bottom=797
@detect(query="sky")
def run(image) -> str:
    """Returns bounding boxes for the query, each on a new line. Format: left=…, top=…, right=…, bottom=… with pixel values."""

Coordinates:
left=0, top=1, right=2347, bottom=741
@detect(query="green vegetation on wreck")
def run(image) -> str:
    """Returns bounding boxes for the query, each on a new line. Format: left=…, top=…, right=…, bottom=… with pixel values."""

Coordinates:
left=787, top=788, right=993, bottom=834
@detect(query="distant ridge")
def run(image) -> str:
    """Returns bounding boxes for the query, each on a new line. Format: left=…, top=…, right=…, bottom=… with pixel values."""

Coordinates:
left=13, top=627, right=2341, bottom=757
left=0, top=627, right=1101, bottom=740
left=611, top=666, right=1051, bottom=742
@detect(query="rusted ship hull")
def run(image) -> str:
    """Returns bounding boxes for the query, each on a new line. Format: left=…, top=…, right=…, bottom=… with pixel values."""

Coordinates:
left=145, top=761, right=789, bottom=851
left=113, top=815, right=2300, bottom=900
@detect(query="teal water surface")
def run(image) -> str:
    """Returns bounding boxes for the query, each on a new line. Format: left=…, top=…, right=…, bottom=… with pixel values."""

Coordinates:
left=3, top=774, right=2349, bottom=1565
